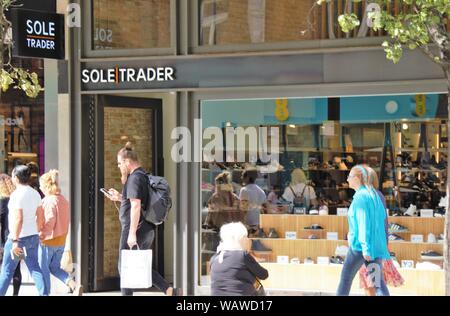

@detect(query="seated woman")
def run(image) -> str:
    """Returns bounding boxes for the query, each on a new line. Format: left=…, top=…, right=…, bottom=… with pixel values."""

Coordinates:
left=210, top=222, right=268, bottom=296
left=204, top=171, right=241, bottom=231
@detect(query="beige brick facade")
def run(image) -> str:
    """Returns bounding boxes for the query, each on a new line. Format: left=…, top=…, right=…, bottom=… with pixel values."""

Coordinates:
left=93, top=0, right=170, bottom=50
left=200, top=0, right=321, bottom=45
left=103, top=107, right=153, bottom=278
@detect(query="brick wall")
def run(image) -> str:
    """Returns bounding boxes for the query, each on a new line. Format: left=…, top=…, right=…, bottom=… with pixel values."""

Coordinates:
left=93, top=0, right=170, bottom=50
left=103, top=107, right=153, bottom=278
left=200, top=0, right=321, bottom=45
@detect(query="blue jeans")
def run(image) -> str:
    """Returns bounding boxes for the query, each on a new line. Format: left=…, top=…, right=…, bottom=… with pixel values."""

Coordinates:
left=0, top=235, right=48, bottom=296
left=337, top=247, right=390, bottom=296
left=38, top=244, right=72, bottom=293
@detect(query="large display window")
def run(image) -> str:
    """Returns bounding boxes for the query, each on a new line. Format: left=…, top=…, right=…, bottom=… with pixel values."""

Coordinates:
left=199, top=94, right=447, bottom=295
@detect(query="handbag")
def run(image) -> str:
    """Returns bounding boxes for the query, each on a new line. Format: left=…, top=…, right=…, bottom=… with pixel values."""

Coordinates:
left=120, top=247, right=153, bottom=289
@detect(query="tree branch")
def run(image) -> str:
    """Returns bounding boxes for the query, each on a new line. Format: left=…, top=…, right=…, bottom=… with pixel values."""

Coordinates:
left=420, top=44, right=445, bottom=66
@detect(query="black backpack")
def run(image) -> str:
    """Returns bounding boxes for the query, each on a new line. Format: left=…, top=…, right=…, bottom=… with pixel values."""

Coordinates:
left=140, top=172, right=172, bottom=225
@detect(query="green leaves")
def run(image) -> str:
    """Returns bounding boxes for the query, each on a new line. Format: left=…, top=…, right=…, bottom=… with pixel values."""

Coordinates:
left=338, top=13, right=360, bottom=33
left=0, top=68, right=42, bottom=98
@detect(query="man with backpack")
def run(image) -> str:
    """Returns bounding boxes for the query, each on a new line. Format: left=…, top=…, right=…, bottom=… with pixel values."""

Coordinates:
left=106, top=142, right=180, bottom=296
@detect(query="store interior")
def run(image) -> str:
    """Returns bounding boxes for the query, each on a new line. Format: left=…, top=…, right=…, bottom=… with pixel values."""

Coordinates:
left=199, top=94, right=447, bottom=295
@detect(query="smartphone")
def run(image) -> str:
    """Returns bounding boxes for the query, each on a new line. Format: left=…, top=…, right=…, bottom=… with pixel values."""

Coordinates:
left=100, top=188, right=112, bottom=197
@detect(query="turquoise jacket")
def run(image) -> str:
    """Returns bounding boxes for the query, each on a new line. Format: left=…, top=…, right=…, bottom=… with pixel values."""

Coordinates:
left=347, top=186, right=390, bottom=260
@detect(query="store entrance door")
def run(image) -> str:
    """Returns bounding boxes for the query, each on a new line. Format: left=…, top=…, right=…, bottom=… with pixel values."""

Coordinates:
left=92, top=95, right=163, bottom=291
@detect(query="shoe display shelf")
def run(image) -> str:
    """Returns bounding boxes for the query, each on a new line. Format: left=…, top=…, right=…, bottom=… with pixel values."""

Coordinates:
left=255, top=214, right=445, bottom=295
left=259, top=262, right=445, bottom=296
left=259, top=214, right=444, bottom=263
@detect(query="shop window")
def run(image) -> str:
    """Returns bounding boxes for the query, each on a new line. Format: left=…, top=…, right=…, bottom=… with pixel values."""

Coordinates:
left=0, top=58, right=44, bottom=175
left=92, top=0, right=171, bottom=50
left=199, top=94, right=447, bottom=292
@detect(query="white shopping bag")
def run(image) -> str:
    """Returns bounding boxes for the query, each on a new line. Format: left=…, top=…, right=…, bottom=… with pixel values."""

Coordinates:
left=120, top=248, right=152, bottom=289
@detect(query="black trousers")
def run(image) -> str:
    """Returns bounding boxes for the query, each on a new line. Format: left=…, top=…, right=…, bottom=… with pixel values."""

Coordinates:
left=118, top=221, right=170, bottom=296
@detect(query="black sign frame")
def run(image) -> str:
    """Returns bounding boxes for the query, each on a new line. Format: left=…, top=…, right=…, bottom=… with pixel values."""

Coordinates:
left=11, top=8, right=65, bottom=60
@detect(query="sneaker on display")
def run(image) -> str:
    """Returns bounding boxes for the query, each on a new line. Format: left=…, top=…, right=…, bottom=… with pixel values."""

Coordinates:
left=404, top=204, right=417, bottom=216
left=388, top=222, right=409, bottom=233
left=427, top=233, right=437, bottom=243
left=290, top=257, right=300, bottom=264
left=304, top=224, right=324, bottom=230
left=304, top=257, right=314, bottom=264
left=420, top=250, right=444, bottom=260
left=267, top=228, right=279, bottom=239
left=388, top=233, right=404, bottom=241
left=309, top=209, right=319, bottom=215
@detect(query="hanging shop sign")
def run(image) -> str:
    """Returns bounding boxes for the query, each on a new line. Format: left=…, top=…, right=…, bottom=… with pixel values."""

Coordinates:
left=81, top=67, right=176, bottom=84
left=414, top=94, right=427, bottom=117
left=11, top=8, right=65, bottom=59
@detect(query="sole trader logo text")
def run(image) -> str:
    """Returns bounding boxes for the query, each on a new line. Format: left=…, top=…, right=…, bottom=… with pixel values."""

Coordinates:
left=81, top=67, right=175, bottom=84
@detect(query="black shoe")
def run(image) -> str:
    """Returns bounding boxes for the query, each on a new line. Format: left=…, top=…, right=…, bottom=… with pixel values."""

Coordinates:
left=251, top=240, right=272, bottom=253
left=255, top=228, right=267, bottom=238
left=267, top=228, right=279, bottom=238
left=304, top=224, right=323, bottom=230
left=421, top=250, right=443, bottom=260
left=330, top=256, right=344, bottom=264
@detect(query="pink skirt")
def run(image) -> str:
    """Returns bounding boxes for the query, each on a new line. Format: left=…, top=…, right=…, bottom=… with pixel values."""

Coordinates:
left=359, top=259, right=405, bottom=288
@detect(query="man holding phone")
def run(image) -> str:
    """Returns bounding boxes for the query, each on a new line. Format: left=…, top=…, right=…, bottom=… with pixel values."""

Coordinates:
left=104, top=142, right=180, bottom=296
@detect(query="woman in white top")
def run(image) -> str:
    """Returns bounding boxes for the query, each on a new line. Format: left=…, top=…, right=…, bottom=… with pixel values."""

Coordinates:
left=0, top=165, right=48, bottom=296
left=282, top=168, right=318, bottom=210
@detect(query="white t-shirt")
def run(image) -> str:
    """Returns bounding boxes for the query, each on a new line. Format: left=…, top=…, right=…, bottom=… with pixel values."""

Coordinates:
left=282, top=183, right=316, bottom=207
left=8, top=185, right=42, bottom=238
left=239, top=184, right=266, bottom=226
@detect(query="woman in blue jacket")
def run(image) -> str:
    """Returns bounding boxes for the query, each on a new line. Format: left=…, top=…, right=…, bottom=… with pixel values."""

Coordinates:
left=336, top=165, right=390, bottom=296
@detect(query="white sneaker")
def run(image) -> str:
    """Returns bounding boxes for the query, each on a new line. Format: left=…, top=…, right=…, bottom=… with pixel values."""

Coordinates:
left=439, top=196, right=447, bottom=208
left=404, top=204, right=417, bottom=216
left=427, top=233, right=436, bottom=243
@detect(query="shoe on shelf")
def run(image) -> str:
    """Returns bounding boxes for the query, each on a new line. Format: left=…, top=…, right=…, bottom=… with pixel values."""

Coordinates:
left=290, top=257, right=300, bottom=264
left=388, top=222, right=409, bottom=233
left=304, top=224, right=323, bottom=230
left=421, top=250, right=444, bottom=260
left=308, top=234, right=319, bottom=240
left=404, top=204, right=417, bottom=216
left=267, top=228, right=279, bottom=238
left=254, top=228, right=267, bottom=238
left=388, top=233, right=404, bottom=241
left=330, top=256, right=344, bottom=264
left=303, top=257, right=314, bottom=264
left=427, top=233, right=437, bottom=243
left=309, top=209, right=319, bottom=215
left=251, top=240, right=272, bottom=253
left=437, top=233, right=444, bottom=244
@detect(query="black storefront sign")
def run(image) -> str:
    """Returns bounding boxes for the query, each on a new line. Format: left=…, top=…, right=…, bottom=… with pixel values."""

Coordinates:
left=11, top=8, right=65, bottom=60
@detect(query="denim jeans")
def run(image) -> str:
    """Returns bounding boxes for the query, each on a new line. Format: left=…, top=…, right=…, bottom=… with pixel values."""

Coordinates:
left=38, top=244, right=72, bottom=294
left=0, top=235, right=48, bottom=296
left=337, top=247, right=390, bottom=296
left=118, top=223, right=171, bottom=296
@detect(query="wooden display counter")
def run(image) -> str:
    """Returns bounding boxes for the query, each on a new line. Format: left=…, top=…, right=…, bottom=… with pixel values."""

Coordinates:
left=260, top=263, right=445, bottom=296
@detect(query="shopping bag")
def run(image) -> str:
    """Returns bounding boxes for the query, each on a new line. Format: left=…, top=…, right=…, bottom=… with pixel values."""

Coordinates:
left=60, top=250, right=73, bottom=273
left=120, top=248, right=152, bottom=289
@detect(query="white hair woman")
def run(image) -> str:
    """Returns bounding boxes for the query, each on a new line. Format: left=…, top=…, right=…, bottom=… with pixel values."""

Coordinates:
left=210, top=222, right=268, bottom=296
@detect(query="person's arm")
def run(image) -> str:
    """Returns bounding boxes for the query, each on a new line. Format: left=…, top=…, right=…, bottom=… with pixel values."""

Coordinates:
left=354, top=198, right=372, bottom=260
left=128, top=198, right=141, bottom=248
left=244, top=252, right=269, bottom=280
left=107, top=188, right=122, bottom=202
left=36, top=205, right=44, bottom=233
left=12, top=208, right=24, bottom=256
left=40, top=202, right=57, bottom=240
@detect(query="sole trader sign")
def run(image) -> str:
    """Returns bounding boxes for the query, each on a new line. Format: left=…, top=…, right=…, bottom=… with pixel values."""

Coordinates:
left=81, top=67, right=175, bottom=84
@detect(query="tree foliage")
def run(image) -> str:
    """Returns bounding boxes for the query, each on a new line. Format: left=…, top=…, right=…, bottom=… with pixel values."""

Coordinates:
left=317, top=0, right=450, bottom=68
left=0, top=0, right=42, bottom=98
